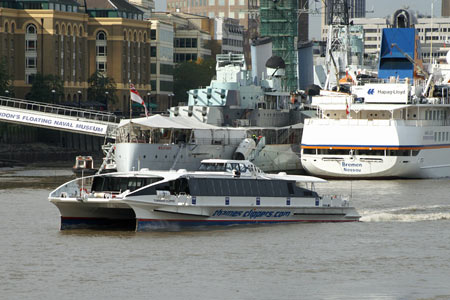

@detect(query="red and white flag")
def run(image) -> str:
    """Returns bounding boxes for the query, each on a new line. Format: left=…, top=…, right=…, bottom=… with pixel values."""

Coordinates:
left=346, top=101, right=350, bottom=117
left=130, top=83, right=149, bottom=116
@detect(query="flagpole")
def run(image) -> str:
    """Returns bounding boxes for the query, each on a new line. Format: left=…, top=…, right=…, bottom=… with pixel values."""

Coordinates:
left=129, top=80, right=132, bottom=120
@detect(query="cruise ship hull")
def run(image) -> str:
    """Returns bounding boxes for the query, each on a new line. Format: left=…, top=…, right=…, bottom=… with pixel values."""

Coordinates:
left=301, top=119, right=450, bottom=179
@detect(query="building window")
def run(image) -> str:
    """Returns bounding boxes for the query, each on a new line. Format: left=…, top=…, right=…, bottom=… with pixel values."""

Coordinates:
left=97, top=62, right=106, bottom=72
left=97, top=31, right=106, bottom=40
left=27, top=24, right=36, bottom=35
left=96, top=31, right=107, bottom=73
left=97, top=45, right=106, bottom=56
left=26, top=40, right=36, bottom=51
left=26, top=57, right=36, bottom=69
left=25, top=24, right=38, bottom=83
left=150, top=46, right=157, bottom=57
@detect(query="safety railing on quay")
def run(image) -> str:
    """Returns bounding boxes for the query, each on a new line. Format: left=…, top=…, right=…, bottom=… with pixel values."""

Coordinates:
left=0, top=96, right=120, bottom=124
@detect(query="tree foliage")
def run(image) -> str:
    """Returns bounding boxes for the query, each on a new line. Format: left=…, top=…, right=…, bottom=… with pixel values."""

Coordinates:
left=173, top=58, right=216, bottom=105
left=0, top=56, right=13, bottom=97
left=28, top=73, right=64, bottom=103
left=87, top=71, right=117, bottom=110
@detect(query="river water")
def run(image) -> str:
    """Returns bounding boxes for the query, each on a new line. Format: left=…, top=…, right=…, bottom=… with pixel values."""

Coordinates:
left=1, top=166, right=450, bottom=300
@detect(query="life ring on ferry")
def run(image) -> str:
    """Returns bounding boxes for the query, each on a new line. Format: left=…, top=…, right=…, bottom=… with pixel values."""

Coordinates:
left=80, top=188, right=88, bottom=194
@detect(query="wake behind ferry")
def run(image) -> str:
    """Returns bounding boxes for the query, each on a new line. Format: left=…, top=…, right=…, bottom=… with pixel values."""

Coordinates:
left=49, top=159, right=359, bottom=231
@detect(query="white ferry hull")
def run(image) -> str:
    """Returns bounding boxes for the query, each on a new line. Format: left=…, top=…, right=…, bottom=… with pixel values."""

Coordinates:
left=116, top=143, right=302, bottom=173
left=123, top=195, right=359, bottom=231
left=50, top=198, right=135, bottom=230
left=50, top=198, right=359, bottom=231
left=131, top=205, right=358, bottom=231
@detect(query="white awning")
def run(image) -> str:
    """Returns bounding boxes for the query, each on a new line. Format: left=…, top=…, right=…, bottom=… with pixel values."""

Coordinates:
left=119, top=115, right=234, bottom=130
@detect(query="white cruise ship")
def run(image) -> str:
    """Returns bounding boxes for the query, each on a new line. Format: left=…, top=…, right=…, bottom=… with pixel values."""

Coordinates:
left=301, top=78, right=450, bottom=178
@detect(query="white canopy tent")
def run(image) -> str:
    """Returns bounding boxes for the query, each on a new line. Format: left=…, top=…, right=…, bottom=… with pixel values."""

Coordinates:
left=119, top=115, right=231, bottom=130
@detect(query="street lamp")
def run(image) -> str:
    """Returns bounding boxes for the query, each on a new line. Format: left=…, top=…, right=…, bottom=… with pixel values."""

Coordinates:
left=147, top=92, right=151, bottom=114
left=51, top=89, right=56, bottom=104
left=77, top=90, right=82, bottom=108
left=105, top=91, right=109, bottom=111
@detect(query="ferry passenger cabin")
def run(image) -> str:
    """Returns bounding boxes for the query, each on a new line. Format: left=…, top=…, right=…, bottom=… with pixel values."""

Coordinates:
left=86, top=160, right=318, bottom=200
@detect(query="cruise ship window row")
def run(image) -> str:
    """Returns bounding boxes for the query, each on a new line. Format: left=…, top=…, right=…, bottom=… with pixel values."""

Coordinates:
left=425, top=110, right=447, bottom=121
left=434, top=131, right=450, bottom=142
left=303, top=148, right=420, bottom=157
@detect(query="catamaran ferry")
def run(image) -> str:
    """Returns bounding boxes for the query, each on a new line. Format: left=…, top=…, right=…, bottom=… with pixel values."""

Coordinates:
left=49, top=159, right=359, bottom=231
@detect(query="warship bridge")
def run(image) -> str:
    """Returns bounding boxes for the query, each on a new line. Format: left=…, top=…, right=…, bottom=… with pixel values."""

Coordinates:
left=0, top=96, right=119, bottom=139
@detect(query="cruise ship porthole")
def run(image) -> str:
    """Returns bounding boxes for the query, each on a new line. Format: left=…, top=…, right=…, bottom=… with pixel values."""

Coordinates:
left=165, top=155, right=167, bottom=159
left=143, top=155, right=146, bottom=159
left=155, top=155, right=158, bottom=159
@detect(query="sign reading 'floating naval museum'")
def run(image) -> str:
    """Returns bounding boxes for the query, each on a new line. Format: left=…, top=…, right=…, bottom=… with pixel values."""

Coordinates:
left=0, top=108, right=108, bottom=135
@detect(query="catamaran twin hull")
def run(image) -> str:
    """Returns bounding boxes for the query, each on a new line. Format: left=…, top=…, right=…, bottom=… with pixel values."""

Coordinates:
left=51, top=198, right=360, bottom=231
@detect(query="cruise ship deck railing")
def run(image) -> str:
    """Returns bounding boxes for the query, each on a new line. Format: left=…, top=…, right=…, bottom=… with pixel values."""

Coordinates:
left=306, top=118, right=450, bottom=127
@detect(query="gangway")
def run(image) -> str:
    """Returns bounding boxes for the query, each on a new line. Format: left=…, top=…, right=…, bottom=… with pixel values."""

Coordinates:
left=0, top=96, right=119, bottom=139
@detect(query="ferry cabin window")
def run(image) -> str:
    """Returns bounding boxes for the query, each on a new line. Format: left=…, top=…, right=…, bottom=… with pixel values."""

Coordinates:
left=199, top=163, right=226, bottom=171
left=223, top=162, right=249, bottom=173
left=131, top=178, right=190, bottom=196
left=187, top=178, right=316, bottom=198
left=91, top=177, right=164, bottom=193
